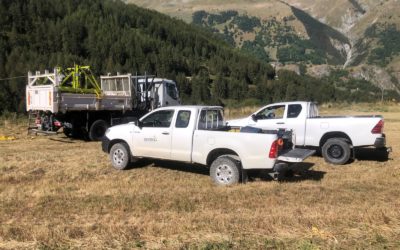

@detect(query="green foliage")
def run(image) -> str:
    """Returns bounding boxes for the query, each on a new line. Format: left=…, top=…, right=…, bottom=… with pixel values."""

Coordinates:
left=241, top=41, right=270, bottom=62
left=0, top=1, right=396, bottom=114
left=192, top=10, right=332, bottom=65
left=366, top=24, right=400, bottom=66
left=232, top=15, right=260, bottom=32
left=0, top=0, right=274, bottom=114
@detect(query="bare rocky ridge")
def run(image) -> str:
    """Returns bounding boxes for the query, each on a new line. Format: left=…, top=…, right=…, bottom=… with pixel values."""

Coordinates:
left=126, top=0, right=400, bottom=93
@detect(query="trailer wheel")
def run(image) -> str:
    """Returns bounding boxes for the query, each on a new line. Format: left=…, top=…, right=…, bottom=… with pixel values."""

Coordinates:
left=110, top=143, right=130, bottom=170
left=89, top=120, right=108, bottom=141
left=210, top=156, right=240, bottom=186
left=322, top=138, right=351, bottom=165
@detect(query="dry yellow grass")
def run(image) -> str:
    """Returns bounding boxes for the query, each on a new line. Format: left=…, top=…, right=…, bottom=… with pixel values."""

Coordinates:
left=0, top=103, right=399, bottom=249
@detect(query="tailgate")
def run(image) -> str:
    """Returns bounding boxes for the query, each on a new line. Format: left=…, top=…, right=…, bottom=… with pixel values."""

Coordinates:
left=277, top=148, right=315, bottom=163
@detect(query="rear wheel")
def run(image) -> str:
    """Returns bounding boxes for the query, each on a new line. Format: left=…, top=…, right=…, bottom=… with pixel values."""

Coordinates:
left=210, top=156, right=240, bottom=186
left=110, top=143, right=130, bottom=170
left=322, top=138, right=351, bottom=165
left=63, top=127, right=73, bottom=137
left=89, top=120, right=108, bottom=141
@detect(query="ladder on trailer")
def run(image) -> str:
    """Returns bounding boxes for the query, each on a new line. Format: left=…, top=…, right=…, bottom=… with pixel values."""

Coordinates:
left=27, top=110, right=39, bottom=135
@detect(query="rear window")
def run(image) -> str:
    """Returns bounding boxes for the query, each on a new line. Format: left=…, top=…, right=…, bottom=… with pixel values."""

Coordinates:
left=198, top=109, right=224, bottom=130
left=287, top=104, right=302, bottom=118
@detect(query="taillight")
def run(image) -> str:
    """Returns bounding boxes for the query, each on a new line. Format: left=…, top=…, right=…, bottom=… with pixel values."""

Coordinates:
left=371, top=120, right=384, bottom=134
left=269, top=138, right=284, bottom=159
left=54, top=120, right=62, bottom=127
left=35, top=117, right=41, bottom=125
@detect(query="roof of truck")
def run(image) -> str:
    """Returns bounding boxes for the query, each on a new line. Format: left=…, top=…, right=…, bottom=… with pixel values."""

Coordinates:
left=154, top=105, right=223, bottom=111
left=267, top=101, right=312, bottom=106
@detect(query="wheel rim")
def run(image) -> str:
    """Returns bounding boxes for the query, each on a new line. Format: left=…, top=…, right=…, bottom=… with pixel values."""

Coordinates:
left=215, top=164, right=234, bottom=184
left=328, top=144, right=343, bottom=159
left=113, top=149, right=125, bottom=166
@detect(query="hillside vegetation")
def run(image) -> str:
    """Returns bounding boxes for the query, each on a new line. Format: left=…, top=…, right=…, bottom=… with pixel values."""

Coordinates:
left=1, top=0, right=399, bottom=116
left=0, top=0, right=274, bottom=113
left=128, top=0, right=400, bottom=96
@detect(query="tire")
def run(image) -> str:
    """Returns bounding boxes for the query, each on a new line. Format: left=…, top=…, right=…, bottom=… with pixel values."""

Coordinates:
left=89, top=120, right=108, bottom=141
left=322, top=138, right=351, bottom=165
left=63, top=127, right=73, bottom=138
left=210, top=156, right=240, bottom=186
left=110, top=143, right=130, bottom=170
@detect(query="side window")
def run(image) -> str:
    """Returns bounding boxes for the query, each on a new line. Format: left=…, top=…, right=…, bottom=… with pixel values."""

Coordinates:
left=141, top=110, right=174, bottom=128
left=287, top=104, right=302, bottom=118
left=198, top=109, right=224, bottom=130
left=175, top=110, right=191, bottom=128
left=256, top=105, right=285, bottom=119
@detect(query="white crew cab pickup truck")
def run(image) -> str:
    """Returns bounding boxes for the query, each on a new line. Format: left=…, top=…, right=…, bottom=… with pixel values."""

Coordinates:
left=102, top=106, right=315, bottom=185
left=227, top=101, right=391, bottom=165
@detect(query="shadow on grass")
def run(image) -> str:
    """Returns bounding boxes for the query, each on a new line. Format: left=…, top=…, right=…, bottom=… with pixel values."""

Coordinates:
left=49, top=137, right=76, bottom=143
left=128, top=160, right=325, bottom=183
left=127, top=159, right=209, bottom=176
left=253, top=162, right=326, bottom=183
left=354, top=147, right=391, bottom=162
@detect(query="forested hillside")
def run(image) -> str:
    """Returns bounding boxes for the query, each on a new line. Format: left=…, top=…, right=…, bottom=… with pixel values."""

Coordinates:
left=0, top=0, right=398, bottom=115
left=0, top=0, right=276, bottom=114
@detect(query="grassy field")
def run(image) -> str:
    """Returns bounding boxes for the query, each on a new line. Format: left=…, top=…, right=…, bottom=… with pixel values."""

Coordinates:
left=0, top=103, right=399, bottom=249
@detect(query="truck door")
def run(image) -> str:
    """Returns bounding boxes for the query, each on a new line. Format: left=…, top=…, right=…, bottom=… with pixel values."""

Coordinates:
left=282, top=104, right=306, bottom=146
left=132, top=109, right=175, bottom=159
left=251, top=104, right=286, bottom=130
left=170, top=110, right=194, bottom=161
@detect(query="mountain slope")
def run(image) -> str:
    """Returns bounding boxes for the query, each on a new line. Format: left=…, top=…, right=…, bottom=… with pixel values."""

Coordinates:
left=127, top=0, right=400, bottom=93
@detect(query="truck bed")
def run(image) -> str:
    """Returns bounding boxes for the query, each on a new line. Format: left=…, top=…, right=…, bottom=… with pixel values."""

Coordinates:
left=59, top=93, right=133, bottom=112
left=26, top=84, right=133, bottom=113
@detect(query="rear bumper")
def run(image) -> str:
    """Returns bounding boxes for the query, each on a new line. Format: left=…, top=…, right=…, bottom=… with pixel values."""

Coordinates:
left=101, top=137, right=110, bottom=153
left=374, top=134, right=386, bottom=148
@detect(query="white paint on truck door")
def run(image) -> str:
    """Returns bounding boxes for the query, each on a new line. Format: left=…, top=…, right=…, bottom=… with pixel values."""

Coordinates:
left=132, top=109, right=175, bottom=159
left=170, top=109, right=195, bottom=161
left=282, top=103, right=306, bottom=146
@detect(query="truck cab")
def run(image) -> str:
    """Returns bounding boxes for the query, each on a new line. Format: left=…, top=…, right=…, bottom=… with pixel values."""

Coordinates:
left=227, top=101, right=314, bottom=145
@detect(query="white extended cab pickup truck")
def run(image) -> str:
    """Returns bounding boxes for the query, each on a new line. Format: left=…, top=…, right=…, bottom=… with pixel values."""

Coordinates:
left=227, top=101, right=391, bottom=165
left=102, top=106, right=315, bottom=185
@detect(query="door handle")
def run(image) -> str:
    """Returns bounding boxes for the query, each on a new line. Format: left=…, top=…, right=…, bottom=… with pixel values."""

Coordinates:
left=162, top=132, right=170, bottom=135
left=276, top=122, right=285, bottom=125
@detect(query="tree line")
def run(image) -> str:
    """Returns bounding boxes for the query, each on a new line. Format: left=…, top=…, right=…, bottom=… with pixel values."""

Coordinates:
left=0, top=0, right=397, bottom=115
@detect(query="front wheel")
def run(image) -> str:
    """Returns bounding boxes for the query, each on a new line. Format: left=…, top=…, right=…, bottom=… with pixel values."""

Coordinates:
left=210, top=156, right=240, bottom=186
left=322, top=138, right=351, bottom=165
left=110, top=143, right=130, bottom=170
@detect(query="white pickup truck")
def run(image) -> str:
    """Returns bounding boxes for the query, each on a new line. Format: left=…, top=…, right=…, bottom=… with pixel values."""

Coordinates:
left=102, top=106, right=315, bottom=185
left=227, top=101, right=390, bottom=165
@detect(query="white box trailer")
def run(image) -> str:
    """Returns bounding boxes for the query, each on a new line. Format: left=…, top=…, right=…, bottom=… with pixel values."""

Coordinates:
left=26, top=66, right=180, bottom=140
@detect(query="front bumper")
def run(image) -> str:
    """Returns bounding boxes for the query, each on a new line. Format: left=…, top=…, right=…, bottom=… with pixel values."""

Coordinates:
left=101, top=136, right=110, bottom=153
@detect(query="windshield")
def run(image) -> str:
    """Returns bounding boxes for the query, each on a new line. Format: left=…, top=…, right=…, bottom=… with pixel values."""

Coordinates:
left=166, top=81, right=178, bottom=100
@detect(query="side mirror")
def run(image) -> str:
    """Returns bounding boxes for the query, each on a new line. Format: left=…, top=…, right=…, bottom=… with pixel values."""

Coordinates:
left=251, top=114, right=258, bottom=122
left=134, top=120, right=143, bottom=129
